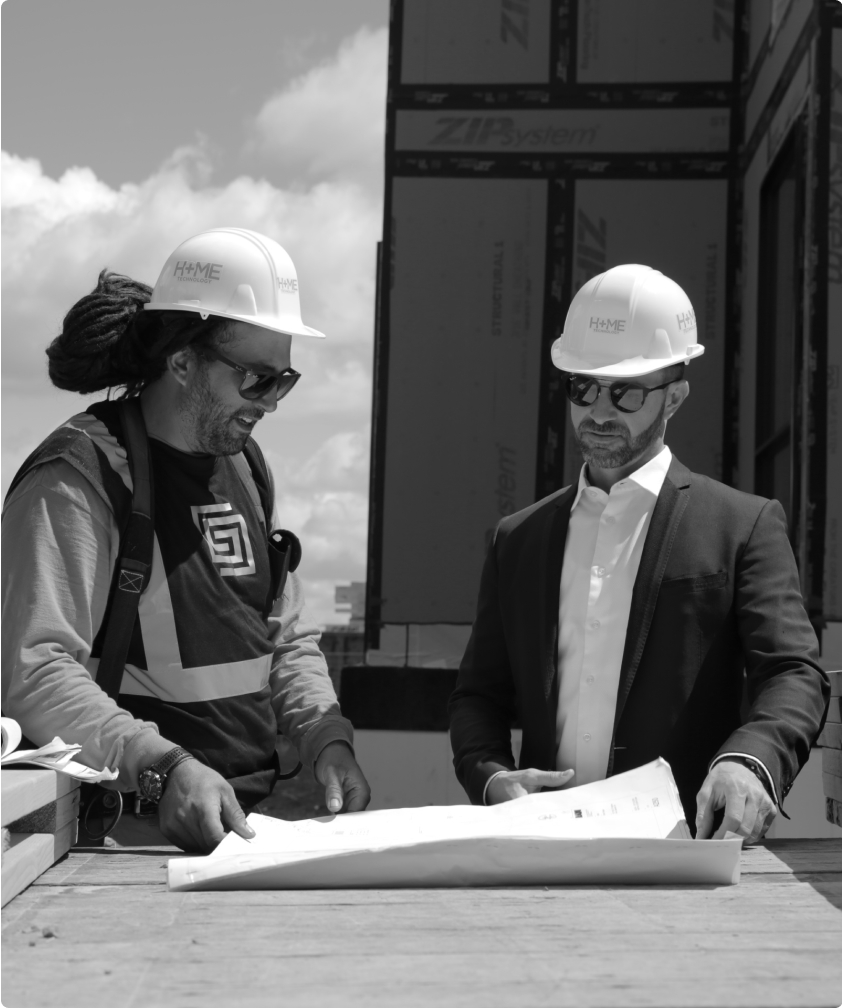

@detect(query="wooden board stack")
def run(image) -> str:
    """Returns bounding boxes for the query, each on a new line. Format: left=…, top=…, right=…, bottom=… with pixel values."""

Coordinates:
left=817, top=670, right=842, bottom=829
left=1, top=769, right=80, bottom=907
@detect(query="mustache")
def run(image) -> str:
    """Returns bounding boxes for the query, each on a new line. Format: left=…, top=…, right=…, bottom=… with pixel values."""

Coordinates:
left=577, top=420, right=628, bottom=437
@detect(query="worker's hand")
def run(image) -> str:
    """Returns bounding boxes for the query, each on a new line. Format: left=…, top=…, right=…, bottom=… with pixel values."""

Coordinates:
left=485, top=768, right=575, bottom=804
left=695, top=759, right=777, bottom=844
left=157, top=758, right=255, bottom=854
left=315, top=740, right=371, bottom=814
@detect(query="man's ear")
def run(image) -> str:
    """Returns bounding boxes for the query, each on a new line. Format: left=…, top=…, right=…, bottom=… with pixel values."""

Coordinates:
left=166, top=348, right=194, bottom=388
left=664, top=379, right=689, bottom=422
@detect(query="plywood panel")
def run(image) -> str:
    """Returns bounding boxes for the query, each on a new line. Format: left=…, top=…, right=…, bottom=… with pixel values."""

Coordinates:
left=1, top=821, right=76, bottom=907
left=381, top=178, right=546, bottom=623
left=569, top=180, right=728, bottom=480
left=401, top=0, right=551, bottom=84
left=396, top=108, right=730, bottom=154
left=576, top=0, right=734, bottom=84
left=825, top=29, right=842, bottom=621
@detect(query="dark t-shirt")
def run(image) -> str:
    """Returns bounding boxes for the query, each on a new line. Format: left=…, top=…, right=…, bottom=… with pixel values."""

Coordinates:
left=88, top=408, right=281, bottom=806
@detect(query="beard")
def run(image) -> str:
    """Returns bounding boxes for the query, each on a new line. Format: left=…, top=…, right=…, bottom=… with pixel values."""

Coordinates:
left=178, top=361, right=264, bottom=456
left=574, top=398, right=666, bottom=470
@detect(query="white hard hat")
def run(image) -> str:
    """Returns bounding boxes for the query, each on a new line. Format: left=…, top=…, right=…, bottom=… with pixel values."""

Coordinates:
left=144, top=227, right=325, bottom=339
left=551, top=264, right=704, bottom=378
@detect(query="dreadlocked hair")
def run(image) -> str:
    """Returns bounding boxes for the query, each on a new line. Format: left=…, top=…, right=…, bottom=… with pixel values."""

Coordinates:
left=47, top=270, right=232, bottom=397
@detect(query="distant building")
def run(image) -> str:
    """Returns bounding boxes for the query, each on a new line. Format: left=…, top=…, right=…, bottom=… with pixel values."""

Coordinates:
left=320, top=583, right=366, bottom=689
left=331, top=582, right=366, bottom=634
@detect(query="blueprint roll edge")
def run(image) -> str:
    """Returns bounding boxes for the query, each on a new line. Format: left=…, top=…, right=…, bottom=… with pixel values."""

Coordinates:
left=167, top=760, right=743, bottom=891
left=168, top=834, right=742, bottom=891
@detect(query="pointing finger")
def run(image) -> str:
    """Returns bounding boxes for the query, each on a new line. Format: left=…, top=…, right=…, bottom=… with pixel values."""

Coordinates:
left=695, top=783, right=715, bottom=840
left=221, top=790, right=255, bottom=840
left=323, top=765, right=344, bottom=814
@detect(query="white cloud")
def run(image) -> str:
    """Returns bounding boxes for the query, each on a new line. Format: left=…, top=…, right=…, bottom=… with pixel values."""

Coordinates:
left=249, top=27, right=387, bottom=193
left=1, top=29, right=387, bottom=626
left=268, top=427, right=370, bottom=492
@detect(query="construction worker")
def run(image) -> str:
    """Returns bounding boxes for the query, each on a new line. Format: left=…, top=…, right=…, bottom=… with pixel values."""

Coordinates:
left=2, top=228, right=370, bottom=852
left=450, top=264, right=829, bottom=841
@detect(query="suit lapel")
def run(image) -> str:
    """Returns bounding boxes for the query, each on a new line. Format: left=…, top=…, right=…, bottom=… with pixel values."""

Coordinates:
left=612, top=458, right=692, bottom=738
left=542, top=486, right=576, bottom=702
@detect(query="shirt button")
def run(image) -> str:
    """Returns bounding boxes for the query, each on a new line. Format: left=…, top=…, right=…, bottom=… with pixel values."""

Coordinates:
left=596, top=567, right=605, bottom=576
left=591, top=620, right=600, bottom=629
left=586, top=676, right=595, bottom=684
left=583, top=734, right=592, bottom=742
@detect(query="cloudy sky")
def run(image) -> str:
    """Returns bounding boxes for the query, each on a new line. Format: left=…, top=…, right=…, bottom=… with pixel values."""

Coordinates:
left=2, top=0, right=389, bottom=626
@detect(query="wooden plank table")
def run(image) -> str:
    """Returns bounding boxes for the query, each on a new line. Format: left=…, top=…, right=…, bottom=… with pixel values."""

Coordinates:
left=2, top=839, right=841, bottom=1008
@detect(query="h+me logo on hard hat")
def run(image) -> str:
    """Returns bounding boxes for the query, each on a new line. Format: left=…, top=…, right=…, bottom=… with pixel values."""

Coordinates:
left=589, top=317, right=626, bottom=333
left=278, top=277, right=298, bottom=294
left=173, top=261, right=223, bottom=283
left=676, top=310, right=697, bottom=331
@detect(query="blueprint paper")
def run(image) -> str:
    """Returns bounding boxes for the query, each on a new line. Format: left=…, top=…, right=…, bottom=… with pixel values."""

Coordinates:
left=1, top=718, right=118, bottom=782
left=167, top=759, right=742, bottom=891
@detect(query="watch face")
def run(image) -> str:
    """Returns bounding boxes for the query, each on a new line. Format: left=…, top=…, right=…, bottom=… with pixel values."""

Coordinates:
left=138, top=767, right=164, bottom=803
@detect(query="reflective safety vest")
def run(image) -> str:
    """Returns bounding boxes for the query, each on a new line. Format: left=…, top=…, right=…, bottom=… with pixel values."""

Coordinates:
left=8, top=400, right=284, bottom=805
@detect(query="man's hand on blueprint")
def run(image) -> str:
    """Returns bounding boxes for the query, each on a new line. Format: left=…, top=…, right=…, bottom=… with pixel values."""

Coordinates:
left=485, top=767, right=575, bottom=804
left=694, top=759, right=777, bottom=844
left=159, top=759, right=256, bottom=854
left=315, top=741, right=372, bottom=814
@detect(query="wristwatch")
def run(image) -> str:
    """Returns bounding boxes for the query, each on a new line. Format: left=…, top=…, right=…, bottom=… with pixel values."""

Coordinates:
left=137, top=747, right=195, bottom=804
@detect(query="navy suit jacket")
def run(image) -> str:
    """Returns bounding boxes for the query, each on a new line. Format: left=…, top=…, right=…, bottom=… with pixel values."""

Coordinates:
left=448, top=455, right=829, bottom=821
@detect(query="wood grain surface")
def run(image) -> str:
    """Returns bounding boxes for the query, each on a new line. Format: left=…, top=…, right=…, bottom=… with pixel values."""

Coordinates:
left=1, top=770, right=80, bottom=828
left=1, top=821, right=78, bottom=909
left=2, top=839, right=841, bottom=1008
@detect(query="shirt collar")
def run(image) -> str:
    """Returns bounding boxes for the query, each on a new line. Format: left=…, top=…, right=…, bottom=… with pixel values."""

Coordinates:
left=572, top=445, right=672, bottom=509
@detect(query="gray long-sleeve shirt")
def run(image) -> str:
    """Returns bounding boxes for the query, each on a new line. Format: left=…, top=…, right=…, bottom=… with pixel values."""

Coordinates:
left=1, top=458, right=353, bottom=791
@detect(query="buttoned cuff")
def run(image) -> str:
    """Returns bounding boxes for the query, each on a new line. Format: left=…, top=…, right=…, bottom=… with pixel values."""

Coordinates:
left=710, top=752, right=780, bottom=807
left=482, top=770, right=508, bottom=806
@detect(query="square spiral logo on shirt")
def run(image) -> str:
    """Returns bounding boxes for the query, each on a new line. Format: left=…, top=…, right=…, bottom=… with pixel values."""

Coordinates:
left=191, top=503, right=256, bottom=577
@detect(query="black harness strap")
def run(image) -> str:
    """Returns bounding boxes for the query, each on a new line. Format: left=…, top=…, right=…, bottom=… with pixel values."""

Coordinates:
left=242, top=438, right=301, bottom=616
left=94, top=399, right=154, bottom=702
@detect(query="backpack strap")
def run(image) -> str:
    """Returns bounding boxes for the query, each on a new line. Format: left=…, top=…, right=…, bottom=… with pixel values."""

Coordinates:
left=241, top=438, right=304, bottom=783
left=5, top=422, right=130, bottom=523
left=242, top=438, right=274, bottom=524
left=93, top=399, right=154, bottom=701
left=241, top=439, right=301, bottom=614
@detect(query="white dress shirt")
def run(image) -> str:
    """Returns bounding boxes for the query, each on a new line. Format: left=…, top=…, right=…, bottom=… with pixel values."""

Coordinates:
left=482, top=443, right=778, bottom=807
left=555, top=446, right=673, bottom=786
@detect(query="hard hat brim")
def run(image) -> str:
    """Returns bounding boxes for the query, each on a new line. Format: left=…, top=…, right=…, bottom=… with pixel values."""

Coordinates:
left=143, top=302, right=326, bottom=338
left=553, top=345, right=704, bottom=378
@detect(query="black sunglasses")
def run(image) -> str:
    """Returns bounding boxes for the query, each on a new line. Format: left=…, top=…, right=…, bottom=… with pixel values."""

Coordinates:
left=199, top=347, right=301, bottom=401
left=565, top=374, right=675, bottom=413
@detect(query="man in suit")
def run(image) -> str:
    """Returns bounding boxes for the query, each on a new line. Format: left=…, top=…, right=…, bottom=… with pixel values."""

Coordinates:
left=449, top=264, right=828, bottom=841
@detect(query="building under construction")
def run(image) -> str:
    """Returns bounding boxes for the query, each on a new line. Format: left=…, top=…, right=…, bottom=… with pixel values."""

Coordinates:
left=339, top=0, right=842, bottom=829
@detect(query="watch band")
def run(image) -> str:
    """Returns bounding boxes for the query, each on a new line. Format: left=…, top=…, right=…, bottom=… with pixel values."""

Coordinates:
left=149, top=746, right=195, bottom=779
